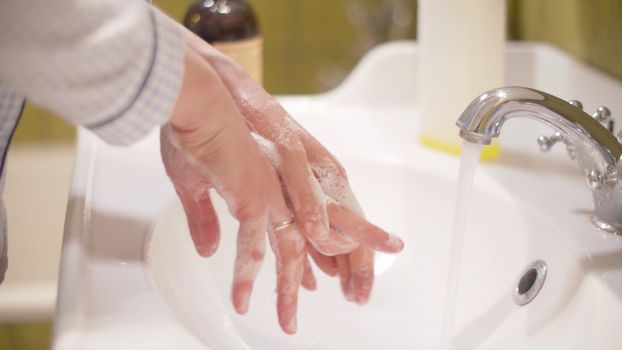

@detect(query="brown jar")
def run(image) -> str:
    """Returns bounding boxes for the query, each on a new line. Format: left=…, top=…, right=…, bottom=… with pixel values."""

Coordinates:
left=184, top=0, right=263, bottom=84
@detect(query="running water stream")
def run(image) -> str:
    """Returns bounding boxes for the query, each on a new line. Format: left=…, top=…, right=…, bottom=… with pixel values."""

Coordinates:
left=440, top=140, right=485, bottom=349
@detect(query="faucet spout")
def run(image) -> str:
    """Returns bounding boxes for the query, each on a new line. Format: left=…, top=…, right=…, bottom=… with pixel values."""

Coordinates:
left=456, top=86, right=622, bottom=234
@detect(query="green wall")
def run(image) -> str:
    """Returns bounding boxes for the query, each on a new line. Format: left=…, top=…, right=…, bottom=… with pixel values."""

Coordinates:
left=508, top=0, right=622, bottom=81
left=160, top=0, right=622, bottom=93
left=157, top=0, right=408, bottom=94
left=0, top=323, right=51, bottom=350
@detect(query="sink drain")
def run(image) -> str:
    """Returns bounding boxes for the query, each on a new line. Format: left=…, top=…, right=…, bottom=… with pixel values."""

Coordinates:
left=513, top=260, right=547, bottom=306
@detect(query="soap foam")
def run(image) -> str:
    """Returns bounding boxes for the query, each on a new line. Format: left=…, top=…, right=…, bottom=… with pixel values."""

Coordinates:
left=311, top=157, right=364, bottom=216
left=252, top=132, right=282, bottom=170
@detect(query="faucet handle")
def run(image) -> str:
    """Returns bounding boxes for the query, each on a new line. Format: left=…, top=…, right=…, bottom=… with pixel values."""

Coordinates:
left=587, top=169, right=606, bottom=189
left=537, top=132, right=563, bottom=152
left=568, top=100, right=614, bottom=132
left=592, top=105, right=614, bottom=132
left=537, top=131, right=576, bottom=159
left=592, top=105, right=611, bottom=121
left=588, top=164, right=619, bottom=189
left=568, top=100, right=584, bottom=110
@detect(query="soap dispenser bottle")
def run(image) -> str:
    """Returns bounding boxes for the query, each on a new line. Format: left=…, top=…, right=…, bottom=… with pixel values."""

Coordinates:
left=417, top=0, right=505, bottom=159
left=183, top=0, right=263, bottom=84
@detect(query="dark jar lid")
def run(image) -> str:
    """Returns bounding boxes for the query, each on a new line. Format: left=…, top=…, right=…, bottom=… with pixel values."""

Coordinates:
left=183, top=0, right=260, bottom=43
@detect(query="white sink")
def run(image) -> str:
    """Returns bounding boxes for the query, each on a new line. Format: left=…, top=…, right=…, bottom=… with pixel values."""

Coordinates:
left=53, top=42, right=622, bottom=349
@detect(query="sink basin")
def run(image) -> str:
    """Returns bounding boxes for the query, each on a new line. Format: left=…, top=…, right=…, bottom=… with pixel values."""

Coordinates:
left=147, top=116, right=622, bottom=349
left=54, top=42, right=622, bottom=349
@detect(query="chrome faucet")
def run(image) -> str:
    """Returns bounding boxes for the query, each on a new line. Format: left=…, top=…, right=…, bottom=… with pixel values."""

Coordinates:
left=456, top=86, right=622, bottom=235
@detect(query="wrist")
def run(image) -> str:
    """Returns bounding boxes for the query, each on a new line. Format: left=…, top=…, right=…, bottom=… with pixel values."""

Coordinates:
left=169, top=45, right=237, bottom=157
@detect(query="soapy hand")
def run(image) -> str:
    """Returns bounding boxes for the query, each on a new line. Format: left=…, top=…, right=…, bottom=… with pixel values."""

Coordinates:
left=185, top=31, right=403, bottom=304
left=165, top=35, right=404, bottom=335
left=163, top=45, right=318, bottom=333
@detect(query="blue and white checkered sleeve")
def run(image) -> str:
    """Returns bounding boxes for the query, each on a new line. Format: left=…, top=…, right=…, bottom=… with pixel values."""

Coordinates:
left=85, top=8, right=185, bottom=144
left=0, top=1, right=185, bottom=145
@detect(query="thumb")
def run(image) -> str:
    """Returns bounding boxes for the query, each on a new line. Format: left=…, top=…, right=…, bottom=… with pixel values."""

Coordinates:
left=161, top=126, right=221, bottom=257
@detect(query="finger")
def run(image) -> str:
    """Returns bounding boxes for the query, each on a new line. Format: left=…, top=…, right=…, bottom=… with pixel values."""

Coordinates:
left=231, top=217, right=267, bottom=314
left=268, top=221, right=306, bottom=335
left=349, top=247, right=374, bottom=305
left=301, top=254, right=317, bottom=291
left=327, top=201, right=404, bottom=253
left=161, top=126, right=221, bottom=257
left=175, top=187, right=220, bottom=257
left=307, top=243, right=338, bottom=277
left=252, top=133, right=336, bottom=255
left=251, top=139, right=308, bottom=334
left=284, top=117, right=366, bottom=216
left=336, top=254, right=354, bottom=301
left=309, top=228, right=359, bottom=256
left=278, top=146, right=330, bottom=242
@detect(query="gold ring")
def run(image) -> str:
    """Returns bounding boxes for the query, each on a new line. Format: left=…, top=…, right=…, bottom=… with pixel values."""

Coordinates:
left=273, top=218, right=295, bottom=232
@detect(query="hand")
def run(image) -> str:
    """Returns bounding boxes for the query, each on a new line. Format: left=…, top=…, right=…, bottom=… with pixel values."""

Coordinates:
left=185, top=32, right=403, bottom=304
left=163, top=44, right=314, bottom=333
left=289, top=120, right=382, bottom=305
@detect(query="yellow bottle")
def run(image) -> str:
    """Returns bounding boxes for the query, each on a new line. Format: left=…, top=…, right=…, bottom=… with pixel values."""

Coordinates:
left=417, top=0, right=505, bottom=160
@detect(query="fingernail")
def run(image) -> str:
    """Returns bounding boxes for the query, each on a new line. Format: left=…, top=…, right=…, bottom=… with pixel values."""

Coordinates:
left=340, top=235, right=359, bottom=250
left=309, top=279, right=317, bottom=291
left=284, top=318, right=297, bottom=334
left=302, top=277, right=317, bottom=291
left=305, top=215, right=329, bottom=239
left=198, top=242, right=218, bottom=257
left=232, top=283, right=251, bottom=314
left=342, top=280, right=355, bottom=301
left=355, top=291, right=370, bottom=305
left=313, top=233, right=359, bottom=256
left=280, top=314, right=297, bottom=334
left=386, top=235, right=405, bottom=252
left=355, top=298, right=369, bottom=305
